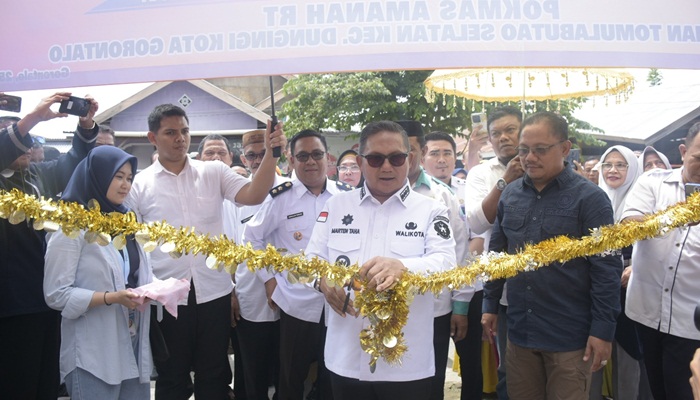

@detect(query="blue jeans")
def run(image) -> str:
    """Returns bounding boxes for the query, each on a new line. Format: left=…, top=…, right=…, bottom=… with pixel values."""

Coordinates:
left=66, top=368, right=149, bottom=400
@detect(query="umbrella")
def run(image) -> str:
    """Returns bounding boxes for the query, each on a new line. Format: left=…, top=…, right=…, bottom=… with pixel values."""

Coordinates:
left=424, top=68, right=635, bottom=111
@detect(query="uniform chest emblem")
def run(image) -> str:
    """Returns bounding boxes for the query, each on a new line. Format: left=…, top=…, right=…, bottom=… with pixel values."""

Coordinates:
left=342, top=214, right=354, bottom=226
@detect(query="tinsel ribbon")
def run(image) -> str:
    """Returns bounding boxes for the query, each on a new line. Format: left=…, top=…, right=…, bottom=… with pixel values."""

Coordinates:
left=2, top=188, right=700, bottom=369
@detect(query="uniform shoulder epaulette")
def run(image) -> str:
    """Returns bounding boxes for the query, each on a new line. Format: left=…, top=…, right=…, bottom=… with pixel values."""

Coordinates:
left=269, top=181, right=293, bottom=197
left=335, top=180, right=354, bottom=191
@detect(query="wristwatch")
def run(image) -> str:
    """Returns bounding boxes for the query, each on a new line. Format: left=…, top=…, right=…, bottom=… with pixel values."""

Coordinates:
left=496, top=178, right=507, bottom=191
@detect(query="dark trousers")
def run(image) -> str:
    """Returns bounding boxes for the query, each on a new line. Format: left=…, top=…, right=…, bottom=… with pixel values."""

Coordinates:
left=455, top=290, right=484, bottom=400
left=430, top=313, right=452, bottom=400
left=278, top=310, right=322, bottom=400
left=637, top=322, right=700, bottom=400
left=315, top=312, right=334, bottom=400
left=0, top=310, right=60, bottom=400
left=330, top=371, right=432, bottom=400
left=236, top=317, right=280, bottom=400
left=154, top=284, right=232, bottom=400
left=230, top=326, right=247, bottom=399
left=495, top=304, right=509, bottom=400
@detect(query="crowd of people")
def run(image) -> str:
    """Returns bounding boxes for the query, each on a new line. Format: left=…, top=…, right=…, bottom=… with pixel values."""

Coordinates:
left=1, top=92, right=700, bottom=400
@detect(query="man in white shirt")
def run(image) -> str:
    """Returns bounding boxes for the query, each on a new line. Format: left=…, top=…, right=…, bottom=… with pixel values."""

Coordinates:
left=467, top=106, right=523, bottom=400
left=620, top=121, right=700, bottom=400
left=422, top=130, right=485, bottom=400
left=398, top=121, right=473, bottom=400
left=197, top=134, right=244, bottom=400
left=126, top=104, right=286, bottom=400
left=230, top=129, right=288, bottom=400
left=306, top=121, right=456, bottom=400
left=245, top=129, right=352, bottom=400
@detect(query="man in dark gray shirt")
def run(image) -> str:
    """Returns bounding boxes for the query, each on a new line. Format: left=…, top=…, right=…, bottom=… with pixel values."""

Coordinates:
left=483, top=112, right=621, bottom=399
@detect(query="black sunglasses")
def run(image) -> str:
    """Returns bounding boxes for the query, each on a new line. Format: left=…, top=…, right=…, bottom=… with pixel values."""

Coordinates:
left=294, top=150, right=326, bottom=162
left=360, top=152, right=408, bottom=168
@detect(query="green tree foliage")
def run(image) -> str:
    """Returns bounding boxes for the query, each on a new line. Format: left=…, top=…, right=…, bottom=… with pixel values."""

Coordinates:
left=280, top=71, right=605, bottom=147
left=647, top=68, right=663, bottom=86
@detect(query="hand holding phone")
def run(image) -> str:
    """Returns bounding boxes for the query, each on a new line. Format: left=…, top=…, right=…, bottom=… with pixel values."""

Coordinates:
left=470, top=112, right=488, bottom=136
left=58, top=96, right=91, bottom=117
left=686, top=183, right=700, bottom=200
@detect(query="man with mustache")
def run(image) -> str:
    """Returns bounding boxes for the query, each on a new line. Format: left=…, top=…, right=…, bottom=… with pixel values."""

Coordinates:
left=483, top=111, right=621, bottom=399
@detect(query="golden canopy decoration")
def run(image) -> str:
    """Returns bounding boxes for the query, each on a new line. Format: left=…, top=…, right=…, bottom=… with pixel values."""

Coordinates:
left=424, top=68, right=635, bottom=110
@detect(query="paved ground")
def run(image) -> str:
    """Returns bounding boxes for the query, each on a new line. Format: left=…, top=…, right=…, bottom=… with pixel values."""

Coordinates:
left=59, top=341, right=474, bottom=399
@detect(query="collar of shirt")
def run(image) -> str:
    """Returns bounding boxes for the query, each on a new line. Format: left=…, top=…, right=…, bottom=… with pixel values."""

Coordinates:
left=150, top=156, right=196, bottom=176
left=290, top=177, right=331, bottom=199
left=521, top=162, right=576, bottom=193
left=359, top=180, right=412, bottom=207
left=412, top=167, right=432, bottom=191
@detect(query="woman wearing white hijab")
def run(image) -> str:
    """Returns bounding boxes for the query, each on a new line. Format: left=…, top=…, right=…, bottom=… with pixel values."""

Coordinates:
left=638, top=146, right=672, bottom=172
left=591, top=145, right=652, bottom=400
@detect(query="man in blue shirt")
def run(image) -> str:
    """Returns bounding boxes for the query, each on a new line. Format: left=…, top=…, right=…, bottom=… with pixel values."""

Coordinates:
left=482, top=112, right=621, bottom=399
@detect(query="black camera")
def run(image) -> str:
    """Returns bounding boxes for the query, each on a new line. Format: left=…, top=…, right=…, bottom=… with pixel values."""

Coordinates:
left=58, top=96, right=91, bottom=117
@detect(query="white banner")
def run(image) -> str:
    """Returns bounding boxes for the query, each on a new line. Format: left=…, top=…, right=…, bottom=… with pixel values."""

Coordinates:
left=2, top=0, right=699, bottom=91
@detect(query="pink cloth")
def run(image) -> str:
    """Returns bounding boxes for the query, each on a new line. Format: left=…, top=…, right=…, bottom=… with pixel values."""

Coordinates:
left=129, top=278, right=190, bottom=318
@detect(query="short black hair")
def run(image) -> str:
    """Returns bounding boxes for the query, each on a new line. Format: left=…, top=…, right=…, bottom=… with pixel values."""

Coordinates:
left=395, top=120, right=425, bottom=148
left=521, top=111, right=569, bottom=141
left=148, top=104, right=189, bottom=133
left=686, top=122, right=700, bottom=146
left=487, top=106, right=523, bottom=132
left=98, top=125, right=115, bottom=136
left=359, top=121, right=409, bottom=155
left=198, top=134, right=232, bottom=155
left=425, top=131, right=457, bottom=153
left=290, top=129, right=327, bottom=155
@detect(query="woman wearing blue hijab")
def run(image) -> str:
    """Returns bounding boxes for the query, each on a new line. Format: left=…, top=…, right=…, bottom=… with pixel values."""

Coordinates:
left=44, top=146, right=153, bottom=399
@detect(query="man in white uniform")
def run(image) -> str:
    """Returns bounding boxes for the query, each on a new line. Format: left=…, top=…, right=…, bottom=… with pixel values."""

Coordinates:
left=422, top=130, right=485, bottom=400
left=306, top=121, right=456, bottom=400
left=621, top=121, right=700, bottom=399
left=468, top=106, right=523, bottom=400
left=230, top=129, right=288, bottom=400
left=397, top=121, right=473, bottom=400
left=126, top=104, right=286, bottom=400
left=244, top=129, right=351, bottom=400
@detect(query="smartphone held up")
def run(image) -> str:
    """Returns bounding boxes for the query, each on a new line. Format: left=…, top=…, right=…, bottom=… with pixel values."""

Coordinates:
left=58, top=96, right=91, bottom=117
left=0, top=94, right=22, bottom=113
left=470, top=112, right=488, bottom=136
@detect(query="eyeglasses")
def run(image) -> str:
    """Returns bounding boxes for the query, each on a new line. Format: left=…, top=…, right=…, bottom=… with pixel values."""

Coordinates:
left=360, top=152, right=409, bottom=168
left=644, top=160, right=667, bottom=170
left=294, top=150, right=325, bottom=162
left=244, top=151, right=265, bottom=161
left=516, top=141, right=565, bottom=157
left=338, top=165, right=360, bottom=173
left=601, top=162, right=629, bottom=171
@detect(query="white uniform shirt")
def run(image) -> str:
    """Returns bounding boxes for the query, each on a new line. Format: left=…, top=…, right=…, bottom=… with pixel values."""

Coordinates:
left=451, top=175, right=485, bottom=292
left=305, top=181, right=456, bottom=382
left=412, top=169, right=474, bottom=317
left=126, top=158, right=248, bottom=304
left=232, top=174, right=288, bottom=322
left=465, top=157, right=507, bottom=237
left=621, top=168, right=700, bottom=340
left=243, top=178, right=350, bottom=323
left=465, top=157, right=507, bottom=305
left=451, top=175, right=468, bottom=214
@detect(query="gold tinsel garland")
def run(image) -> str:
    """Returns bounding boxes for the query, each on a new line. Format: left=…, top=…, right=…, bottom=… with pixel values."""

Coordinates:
left=2, top=188, right=700, bottom=369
